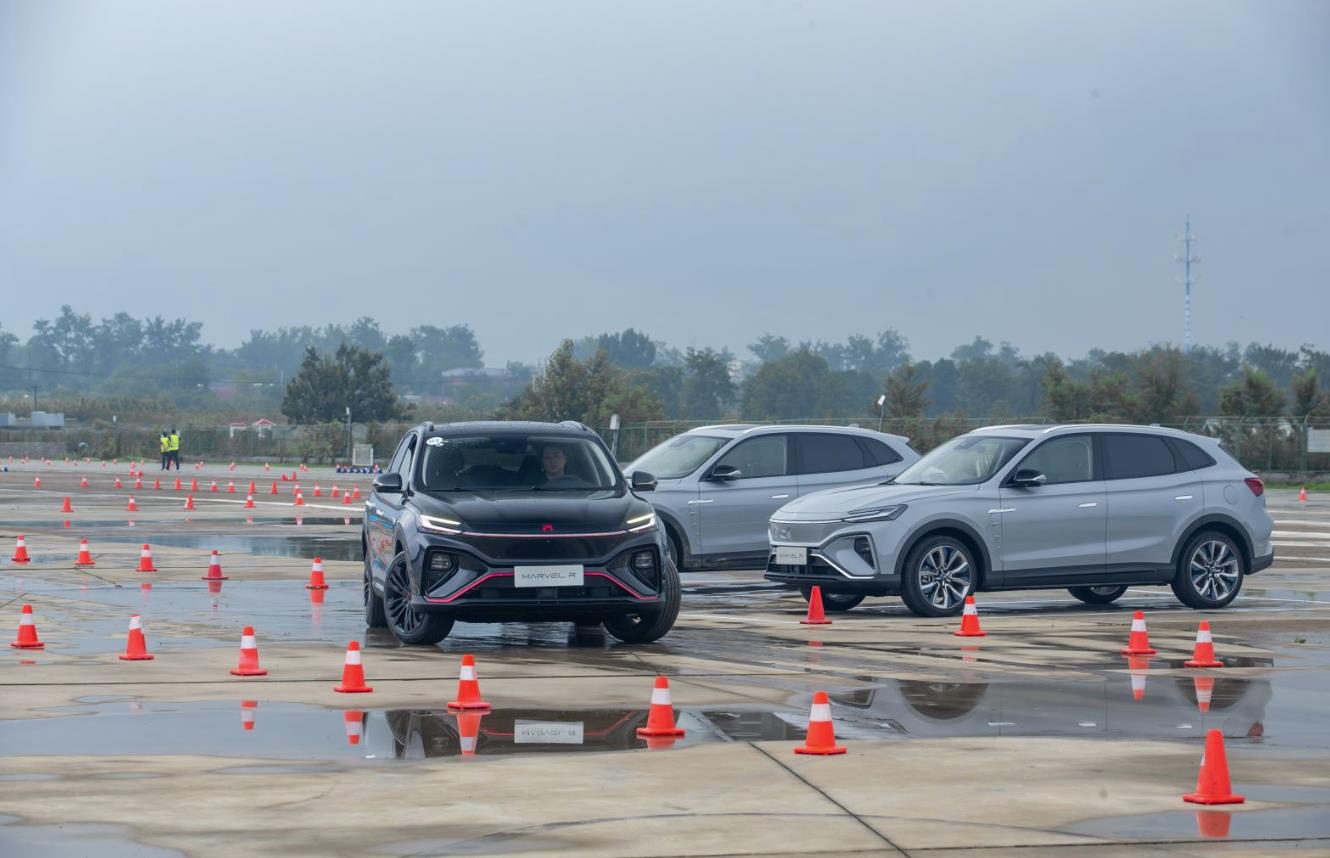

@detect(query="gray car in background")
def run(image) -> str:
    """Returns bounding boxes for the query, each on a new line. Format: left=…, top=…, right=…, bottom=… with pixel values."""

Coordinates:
left=627, top=425, right=918, bottom=570
left=766, top=424, right=1275, bottom=616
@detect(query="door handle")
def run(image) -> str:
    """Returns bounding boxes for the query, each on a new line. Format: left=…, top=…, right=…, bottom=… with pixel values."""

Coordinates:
left=1175, top=495, right=1194, bottom=501
left=1078, top=502, right=1098, bottom=508
left=687, top=499, right=714, bottom=505
left=770, top=494, right=790, bottom=499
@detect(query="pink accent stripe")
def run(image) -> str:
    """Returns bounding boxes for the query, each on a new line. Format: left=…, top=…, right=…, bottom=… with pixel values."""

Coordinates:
left=461, top=530, right=628, bottom=539
left=424, top=571, right=653, bottom=603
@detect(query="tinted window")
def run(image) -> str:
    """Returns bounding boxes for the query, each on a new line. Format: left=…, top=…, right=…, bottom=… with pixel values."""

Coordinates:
left=396, top=436, right=417, bottom=480
left=387, top=436, right=412, bottom=475
left=859, top=437, right=903, bottom=466
left=798, top=433, right=867, bottom=474
left=716, top=435, right=788, bottom=479
left=1018, top=435, right=1094, bottom=484
left=631, top=434, right=729, bottom=479
left=1102, top=434, right=1176, bottom=480
left=1169, top=439, right=1216, bottom=471
left=419, top=434, right=620, bottom=491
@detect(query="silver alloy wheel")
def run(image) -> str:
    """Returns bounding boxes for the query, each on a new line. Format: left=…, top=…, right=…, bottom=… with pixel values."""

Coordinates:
left=1189, top=540, right=1240, bottom=601
left=918, top=545, right=972, bottom=610
left=385, top=559, right=423, bottom=635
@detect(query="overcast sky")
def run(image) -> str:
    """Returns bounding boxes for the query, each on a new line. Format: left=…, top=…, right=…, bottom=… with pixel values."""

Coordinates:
left=2, top=1, right=1327, bottom=365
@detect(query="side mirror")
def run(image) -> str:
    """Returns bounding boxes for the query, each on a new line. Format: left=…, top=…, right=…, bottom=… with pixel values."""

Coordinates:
left=373, top=472, right=404, bottom=494
left=630, top=470, right=658, bottom=492
left=707, top=464, right=742, bottom=481
left=1010, top=468, right=1047, bottom=488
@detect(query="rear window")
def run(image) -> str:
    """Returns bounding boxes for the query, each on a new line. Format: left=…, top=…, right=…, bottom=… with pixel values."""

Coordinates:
left=1169, top=438, right=1216, bottom=471
left=858, top=437, right=903, bottom=466
left=1102, top=434, right=1176, bottom=480
left=797, top=433, right=867, bottom=474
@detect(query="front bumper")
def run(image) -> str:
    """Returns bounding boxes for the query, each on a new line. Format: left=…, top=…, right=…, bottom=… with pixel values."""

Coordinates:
left=763, top=533, right=898, bottom=595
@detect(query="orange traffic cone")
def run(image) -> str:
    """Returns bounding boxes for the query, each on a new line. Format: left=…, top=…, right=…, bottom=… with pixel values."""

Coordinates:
left=80, top=476, right=89, bottom=488
left=210, top=481, right=218, bottom=493
left=136, top=544, right=158, bottom=572
left=1128, top=655, right=1150, bottom=701
left=306, top=557, right=328, bottom=590
left=954, top=594, right=987, bottom=637
left=801, top=586, right=832, bottom=625
left=202, top=549, right=228, bottom=581
left=1195, top=810, right=1233, bottom=838
left=1185, top=620, right=1224, bottom=668
left=1299, top=486, right=1308, bottom=503
left=293, top=490, right=306, bottom=507
left=119, top=614, right=154, bottom=661
left=344, top=710, right=365, bottom=746
left=281, top=473, right=289, bottom=482
left=244, top=494, right=256, bottom=509
left=342, top=493, right=352, bottom=506
left=75, top=538, right=95, bottom=567
left=227, top=481, right=236, bottom=494
left=241, top=700, right=258, bottom=731
left=270, top=481, right=279, bottom=495
left=174, top=477, right=182, bottom=491
left=230, top=626, right=268, bottom=676
left=1184, top=729, right=1245, bottom=805
left=333, top=641, right=373, bottom=693
left=794, top=690, right=846, bottom=755
left=637, top=676, right=686, bottom=737
left=114, top=477, right=123, bottom=489
left=330, top=485, right=341, bottom=498
left=11, top=535, right=31, bottom=564
left=190, top=478, right=198, bottom=492
left=454, top=710, right=484, bottom=755
left=183, top=495, right=196, bottom=511
left=127, top=496, right=138, bottom=512
left=352, top=486, right=361, bottom=500
left=1194, top=676, right=1215, bottom=713
left=1121, top=610, right=1158, bottom=656
left=134, top=477, right=143, bottom=490
left=447, top=654, right=491, bottom=710
left=153, top=478, right=161, bottom=490
left=61, top=496, right=73, bottom=513
left=32, top=476, right=40, bottom=488
left=313, top=484, right=322, bottom=497
left=10, top=604, right=44, bottom=649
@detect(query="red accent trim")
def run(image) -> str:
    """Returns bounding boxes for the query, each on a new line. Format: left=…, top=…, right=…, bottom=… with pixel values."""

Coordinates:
left=424, top=571, right=653, bottom=603
left=461, top=530, right=628, bottom=539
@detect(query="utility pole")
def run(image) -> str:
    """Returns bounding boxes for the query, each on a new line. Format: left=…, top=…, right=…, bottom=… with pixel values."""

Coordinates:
left=1176, top=216, right=1200, bottom=353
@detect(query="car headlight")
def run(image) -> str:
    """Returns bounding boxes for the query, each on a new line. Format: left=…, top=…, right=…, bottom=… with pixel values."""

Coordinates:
left=418, top=514, right=463, bottom=535
left=626, top=511, right=656, bottom=533
left=842, top=504, right=907, bottom=523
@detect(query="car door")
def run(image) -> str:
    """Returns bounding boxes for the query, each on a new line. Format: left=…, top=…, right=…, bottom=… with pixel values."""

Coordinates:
left=1102, top=433, right=1203, bottom=574
left=793, top=432, right=884, bottom=498
left=369, top=434, right=416, bottom=576
left=997, top=434, right=1107, bottom=583
left=696, top=433, right=794, bottom=558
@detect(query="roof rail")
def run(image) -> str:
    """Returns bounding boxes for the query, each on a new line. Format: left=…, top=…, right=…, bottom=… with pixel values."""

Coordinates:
left=558, top=420, right=591, bottom=432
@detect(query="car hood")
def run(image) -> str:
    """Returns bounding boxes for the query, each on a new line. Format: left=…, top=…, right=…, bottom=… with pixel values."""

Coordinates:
left=414, top=489, right=648, bottom=533
left=774, top=483, right=977, bottom=519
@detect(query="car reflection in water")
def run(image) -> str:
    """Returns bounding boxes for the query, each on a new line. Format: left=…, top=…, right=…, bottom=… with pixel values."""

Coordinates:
left=383, top=708, right=651, bottom=758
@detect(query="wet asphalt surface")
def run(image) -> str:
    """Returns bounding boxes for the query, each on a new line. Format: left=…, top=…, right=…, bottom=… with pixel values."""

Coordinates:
left=2, top=461, right=1330, bottom=855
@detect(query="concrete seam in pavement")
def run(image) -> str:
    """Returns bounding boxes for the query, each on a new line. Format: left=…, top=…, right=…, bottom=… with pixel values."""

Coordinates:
left=749, top=741, right=910, bottom=857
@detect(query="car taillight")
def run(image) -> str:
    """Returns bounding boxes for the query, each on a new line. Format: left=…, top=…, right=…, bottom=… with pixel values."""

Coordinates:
left=1244, top=477, right=1264, bottom=497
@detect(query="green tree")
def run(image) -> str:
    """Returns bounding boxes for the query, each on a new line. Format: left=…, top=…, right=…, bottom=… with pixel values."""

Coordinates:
left=880, top=363, right=930, bottom=418
left=748, top=333, right=791, bottom=364
left=1290, top=368, right=1330, bottom=418
left=681, top=348, right=736, bottom=419
left=281, top=345, right=405, bottom=424
left=741, top=349, right=835, bottom=419
left=498, top=341, right=663, bottom=427
left=1219, top=368, right=1286, bottom=417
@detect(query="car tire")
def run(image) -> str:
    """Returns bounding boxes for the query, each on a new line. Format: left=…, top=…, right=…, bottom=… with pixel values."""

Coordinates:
left=900, top=535, right=976, bottom=618
left=364, top=551, right=387, bottom=629
left=663, top=526, right=684, bottom=572
left=603, top=556, right=681, bottom=644
left=1067, top=585, right=1128, bottom=605
left=1171, top=531, right=1244, bottom=610
left=383, top=550, right=454, bottom=645
left=799, top=586, right=866, bottom=612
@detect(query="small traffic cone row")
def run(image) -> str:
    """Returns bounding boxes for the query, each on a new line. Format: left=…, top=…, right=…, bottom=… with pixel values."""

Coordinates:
left=801, top=586, right=832, bottom=625
left=11, top=535, right=31, bottom=563
left=119, top=614, right=154, bottom=660
left=202, top=550, right=228, bottom=581
left=230, top=626, right=268, bottom=676
left=447, top=654, right=490, bottom=710
left=344, top=711, right=365, bottom=746
left=183, top=495, right=196, bottom=511
left=241, top=700, right=258, bottom=731
left=75, top=538, right=96, bottom=567
left=137, top=544, right=158, bottom=572
left=1184, top=621, right=1224, bottom=668
left=1183, top=729, right=1245, bottom=805
left=10, top=604, right=44, bottom=649
left=306, top=557, right=329, bottom=590
left=637, top=676, right=686, bottom=737
left=954, top=594, right=987, bottom=637
left=333, top=641, right=373, bottom=693
left=794, top=690, right=846, bottom=755
left=127, top=496, right=138, bottom=512
left=1194, top=676, right=1215, bottom=713
left=1121, top=610, right=1158, bottom=655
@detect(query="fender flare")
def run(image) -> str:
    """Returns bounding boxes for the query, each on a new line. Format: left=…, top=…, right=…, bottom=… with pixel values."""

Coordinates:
left=1170, top=514, right=1256, bottom=570
left=893, top=518, right=995, bottom=587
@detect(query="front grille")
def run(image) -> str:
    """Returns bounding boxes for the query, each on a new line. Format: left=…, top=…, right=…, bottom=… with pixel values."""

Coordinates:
left=769, top=520, right=838, bottom=544
left=477, top=585, right=615, bottom=601
left=465, top=535, right=624, bottom=562
left=767, top=556, right=838, bottom=577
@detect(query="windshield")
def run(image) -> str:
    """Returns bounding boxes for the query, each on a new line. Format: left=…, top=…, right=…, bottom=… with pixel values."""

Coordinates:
left=631, top=434, right=730, bottom=479
left=418, top=435, right=620, bottom=491
left=893, top=435, right=1029, bottom=486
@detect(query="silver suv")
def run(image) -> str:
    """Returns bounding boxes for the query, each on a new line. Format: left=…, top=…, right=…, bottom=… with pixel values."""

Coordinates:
left=627, top=425, right=918, bottom=570
left=765, top=424, right=1274, bottom=616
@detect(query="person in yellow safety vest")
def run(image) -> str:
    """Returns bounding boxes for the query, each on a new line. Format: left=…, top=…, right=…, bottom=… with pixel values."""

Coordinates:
left=168, top=428, right=181, bottom=470
left=159, top=431, right=170, bottom=471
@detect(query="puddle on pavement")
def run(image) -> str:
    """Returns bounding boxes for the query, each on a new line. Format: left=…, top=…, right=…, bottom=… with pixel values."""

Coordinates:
left=90, top=532, right=361, bottom=561
left=1065, top=804, right=1330, bottom=841
left=0, top=816, right=184, bottom=858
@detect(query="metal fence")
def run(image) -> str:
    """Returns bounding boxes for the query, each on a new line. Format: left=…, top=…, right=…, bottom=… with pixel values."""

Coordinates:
left=606, top=416, right=1330, bottom=477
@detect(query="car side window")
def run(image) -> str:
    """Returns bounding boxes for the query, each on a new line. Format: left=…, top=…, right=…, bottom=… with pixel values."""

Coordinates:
left=715, top=435, right=788, bottom=479
left=1017, top=435, right=1095, bottom=484
left=1102, top=433, right=1176, bottom=480
left=1169, top=438, right=1216, bottom=471
left=858, top=437, right=903, bottom=466
left=395, top=435, right=417, bottom=482
left=797, top=433, right=867, bottom=474
left=386, top=437, right=411, bottom=476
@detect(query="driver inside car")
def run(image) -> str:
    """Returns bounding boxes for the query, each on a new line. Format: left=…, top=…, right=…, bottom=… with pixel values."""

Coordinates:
left=540, top=443, right=568, bottom=483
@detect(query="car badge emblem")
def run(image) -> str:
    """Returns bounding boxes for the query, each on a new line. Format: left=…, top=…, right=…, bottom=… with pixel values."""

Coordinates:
left=541, top=523, right=554, bottom=533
